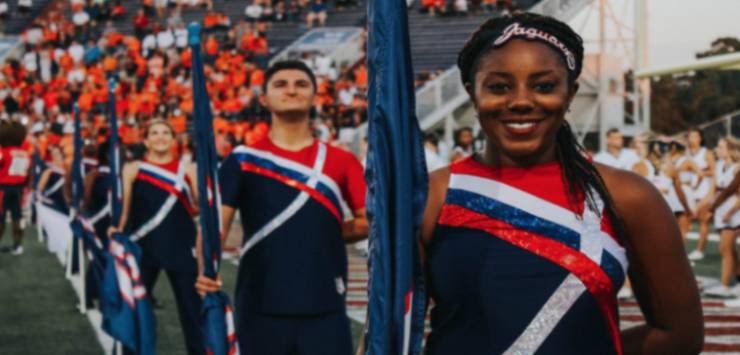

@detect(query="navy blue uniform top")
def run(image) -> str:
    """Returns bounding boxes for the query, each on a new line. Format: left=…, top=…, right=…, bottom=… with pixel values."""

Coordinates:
left=219, top=138, right=366, bottom=316
left=42, top=165, right=69, bottom=214
left=126, top=159, right=197, bottom=273
left=426, top=157, right=628, bottom=355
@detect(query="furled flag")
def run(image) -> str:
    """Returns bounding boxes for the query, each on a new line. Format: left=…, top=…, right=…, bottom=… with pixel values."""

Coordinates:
left=364, top=0, right=429, bottom=354
left=189, top=22, right=240, bottom=355
left=99, top=78, right=157, bottom=355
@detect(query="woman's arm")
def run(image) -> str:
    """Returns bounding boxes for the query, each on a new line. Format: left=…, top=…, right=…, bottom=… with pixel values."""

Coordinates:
left=342, top=208, right=368, bottom=243
left=598, top=164, right=704, bottom=354
left=81, top=171, right=97, bottom=212
left=185, top=161, right=199, bottom=215
left=114, top=162, right=139, bottom=231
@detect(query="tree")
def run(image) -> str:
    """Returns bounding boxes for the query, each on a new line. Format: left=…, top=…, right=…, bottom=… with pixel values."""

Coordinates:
left=649, top=37, right=740, bottom=136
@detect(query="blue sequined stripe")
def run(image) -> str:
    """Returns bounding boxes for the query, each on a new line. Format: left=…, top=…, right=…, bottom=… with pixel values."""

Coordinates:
left=600, top=251, right=625, bottom=289
left=445, top=188, right=581, bottom=251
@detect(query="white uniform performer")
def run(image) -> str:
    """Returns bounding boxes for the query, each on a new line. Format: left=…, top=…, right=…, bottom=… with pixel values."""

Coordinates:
left=714, top=159, right=740, bottom=229
left=688, top=147, right=712, bottom=208
left=649, top=161, right=686, bottom=215
left=675, top=155, right=698, bottom=212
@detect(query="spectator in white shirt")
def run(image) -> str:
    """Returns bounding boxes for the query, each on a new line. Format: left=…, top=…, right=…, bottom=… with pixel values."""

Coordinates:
left=156, top=28, right=175, bottom=50
left=68, top=41, right=85, bottom=63
left=142, top=33, right=157, bottom=56
left=67, top=64, right=86, bottom=84
left=174, top=26, right=188, bottom=49
left=0, top=1, right=9, bottom=19
left=72, top=8, right=90, bottom=27
left=338, top=85, right=356, bottom=106
left=313, top=53, right=334, bottom=77
left=18, top=0, right=31, bottom=15
left=593, top=128, right=640, bottom=170
left=244, top=1, right=264, bottom=21
left=25, top=25, right=43, bottom=47
left=424, top=133, right=447, bottom=172
left=22, top=50, right=38, bottom=74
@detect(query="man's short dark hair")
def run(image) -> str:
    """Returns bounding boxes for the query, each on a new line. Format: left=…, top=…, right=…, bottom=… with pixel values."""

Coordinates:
left=606, top=128, right=621, bottom=137
left=262, top=60, right=317, bottom=93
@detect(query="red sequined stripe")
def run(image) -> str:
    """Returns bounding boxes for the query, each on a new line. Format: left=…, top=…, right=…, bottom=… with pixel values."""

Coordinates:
left=239, top=162, right=342, bottom=223
left=438, top=204, right=622, bottom=355
left=136, top=173, right=195, bottom=216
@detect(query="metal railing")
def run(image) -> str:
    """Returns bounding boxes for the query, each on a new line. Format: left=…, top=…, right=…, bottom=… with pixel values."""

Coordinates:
left=414, top=67, right=468, bottom=131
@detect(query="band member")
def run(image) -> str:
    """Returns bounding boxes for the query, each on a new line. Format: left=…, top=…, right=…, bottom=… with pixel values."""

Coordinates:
left=83, top=141, right=112, bottom=243
left=196, top=60, right=368, bottom=355
left=37, top=145, right=69, bottom=215
left=112, top=119, right=205, bottom=355
left=0, top=120, right=31, bottom=254
left=420, top=13, right=702, bottom=354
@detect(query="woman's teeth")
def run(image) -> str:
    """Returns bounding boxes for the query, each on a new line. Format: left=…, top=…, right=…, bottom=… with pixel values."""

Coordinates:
left=504, top=122, right=536, bottom=129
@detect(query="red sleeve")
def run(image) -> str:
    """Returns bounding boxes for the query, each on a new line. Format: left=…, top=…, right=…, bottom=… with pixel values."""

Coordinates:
left=340, top=151, right=366, bottom=211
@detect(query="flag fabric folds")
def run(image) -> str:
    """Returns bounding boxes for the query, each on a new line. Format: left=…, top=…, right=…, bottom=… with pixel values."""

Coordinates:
left=99, top=78, right=157, bottom=355
left=70, top=104, right=84, bottom=213
left=69, top=104, right=85, bottom=275
left=189, top=22, right=239, bottom=355
left=364, top=0, right=429, bottom=354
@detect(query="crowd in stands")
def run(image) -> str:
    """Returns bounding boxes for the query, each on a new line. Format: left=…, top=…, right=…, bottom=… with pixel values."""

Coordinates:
left=3, top=0, right=372, bottom=161
left=418, top=0, right=519, bottom=16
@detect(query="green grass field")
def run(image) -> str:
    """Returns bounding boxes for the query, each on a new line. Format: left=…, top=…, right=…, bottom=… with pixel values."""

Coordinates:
left=0, top=226, right=724, bottom=354
left=0, top=228, right=363, bottom=354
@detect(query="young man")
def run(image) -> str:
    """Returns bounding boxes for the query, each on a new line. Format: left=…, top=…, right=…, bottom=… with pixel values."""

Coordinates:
left=196, top=60, right=368, bottom=354
left=593, top=128, right=640, bottom=170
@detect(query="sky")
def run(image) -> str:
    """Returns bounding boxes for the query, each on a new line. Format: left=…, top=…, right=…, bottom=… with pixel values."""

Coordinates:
left=572, top=0, right=740, bottom=69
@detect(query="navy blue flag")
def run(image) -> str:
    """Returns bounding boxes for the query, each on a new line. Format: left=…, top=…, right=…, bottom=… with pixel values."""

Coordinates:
left=189, top=22, right=239, bottom=355
left=99, top=78, right=156, bottom=355
left=101, top=232, right=156, bottom=355
left=364, top=0, right=429, bottom=354
left=69, top=104, right=85, bottom=275
left=71, top=104, right=84, bottom=213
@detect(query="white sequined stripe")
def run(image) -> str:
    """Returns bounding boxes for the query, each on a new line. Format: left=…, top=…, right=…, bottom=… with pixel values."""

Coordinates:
left=503, top=274, right=586, bottom=355
left=44, top=177, right=65, bottom=197
left=239, top=143, right=327, bottom=258
left=503, top=192, right=613, bottom=354
left=130, top=160, right=188, bottom=242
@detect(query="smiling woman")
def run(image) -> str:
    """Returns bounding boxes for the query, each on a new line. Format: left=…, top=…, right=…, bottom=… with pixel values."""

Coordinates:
left=420, top=12, right=704, bottom=355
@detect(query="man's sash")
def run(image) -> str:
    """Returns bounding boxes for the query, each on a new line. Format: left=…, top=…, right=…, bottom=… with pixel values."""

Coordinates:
left=237, top=143, right=341, bottom=256
left=130, top=161, right=191, bottom=242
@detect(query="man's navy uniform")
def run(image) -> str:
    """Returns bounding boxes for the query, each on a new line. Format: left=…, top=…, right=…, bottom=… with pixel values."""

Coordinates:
left=220, top=137, right=366, bottom=354
left=124, top=158, right=204, bottom=355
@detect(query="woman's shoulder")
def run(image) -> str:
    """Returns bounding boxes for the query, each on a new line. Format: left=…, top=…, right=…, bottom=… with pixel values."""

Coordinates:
left=595, top=162, right=663, bottom=213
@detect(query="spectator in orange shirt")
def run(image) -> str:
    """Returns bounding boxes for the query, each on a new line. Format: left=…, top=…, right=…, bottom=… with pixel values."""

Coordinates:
left=169, top=110, right=187, bottom=135
left=204, top=35, right=219, bottom=64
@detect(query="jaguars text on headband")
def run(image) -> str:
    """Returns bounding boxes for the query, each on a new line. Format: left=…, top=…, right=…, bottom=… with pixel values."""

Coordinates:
left=492, top=22, right=577, bottom=71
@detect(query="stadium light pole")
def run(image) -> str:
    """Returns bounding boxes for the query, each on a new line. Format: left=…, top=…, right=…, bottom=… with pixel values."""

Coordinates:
left=633, top=0, right=649, bottom=132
